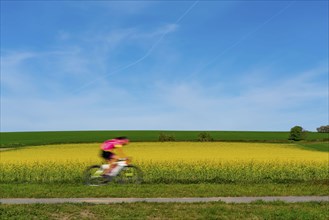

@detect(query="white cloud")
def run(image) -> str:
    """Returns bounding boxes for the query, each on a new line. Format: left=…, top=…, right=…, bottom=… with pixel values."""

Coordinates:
left=57, top=30, right=71, bottom=41
left=132, top=24, right=179, bottom=39
left=240, top=66, right=328, bottom=107
left=1, top=51, right=39, bottom=94
left=1, top=45, right=327, bottom=132
left=100, top=1, right=153, bottom=15
left=67, top=1, right=153, bottom=16
left=1, top=21, right=180, bottom=96
left=151, top=64, right=328, bottom=131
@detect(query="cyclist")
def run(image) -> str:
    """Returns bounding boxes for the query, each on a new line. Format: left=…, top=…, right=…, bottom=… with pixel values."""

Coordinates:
left=100, top=136, right=129, bottom=176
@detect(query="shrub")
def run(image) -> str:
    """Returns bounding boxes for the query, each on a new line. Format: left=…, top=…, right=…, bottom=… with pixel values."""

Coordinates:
left=198, top=132, right=214, bottom=142
left=158, top=133, right=175, bottom=142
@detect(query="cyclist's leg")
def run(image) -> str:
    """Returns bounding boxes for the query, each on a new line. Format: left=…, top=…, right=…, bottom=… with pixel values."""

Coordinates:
left=104, top=154, right=119, bottom=175
left=101, top=151, right=115, bottom=174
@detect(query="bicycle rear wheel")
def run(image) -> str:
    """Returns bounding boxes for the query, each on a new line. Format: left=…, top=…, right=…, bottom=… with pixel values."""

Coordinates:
left=114, top=165, right=143, bottom=184
left=84, top=165, right=108, bottom=186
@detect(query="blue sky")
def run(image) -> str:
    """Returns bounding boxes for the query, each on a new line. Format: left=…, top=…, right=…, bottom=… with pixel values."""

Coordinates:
left=1, top=0, right=328, bottom=132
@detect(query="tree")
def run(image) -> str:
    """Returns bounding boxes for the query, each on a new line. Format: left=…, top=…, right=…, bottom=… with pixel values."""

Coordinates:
left=288, top=126, right=306, bottom=141
left=316, top=125, right=329, bottom=133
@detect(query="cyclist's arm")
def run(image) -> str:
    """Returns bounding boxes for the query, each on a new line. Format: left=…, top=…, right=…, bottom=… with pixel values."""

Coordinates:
left=114, top=145, right=127, bottom=158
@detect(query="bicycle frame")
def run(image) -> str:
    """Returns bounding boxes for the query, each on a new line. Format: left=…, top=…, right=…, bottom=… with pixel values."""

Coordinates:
left=101, top=159, right=129, bottom=177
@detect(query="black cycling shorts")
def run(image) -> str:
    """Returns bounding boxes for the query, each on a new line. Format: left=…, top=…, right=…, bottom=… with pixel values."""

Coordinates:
left=101, top=150, right=115, bottom=160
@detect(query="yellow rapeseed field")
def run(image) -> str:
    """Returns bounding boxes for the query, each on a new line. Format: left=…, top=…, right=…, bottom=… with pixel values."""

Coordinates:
left=1, top=142, right=328, bottom=163
left=1, top=142, right=328, bottom=184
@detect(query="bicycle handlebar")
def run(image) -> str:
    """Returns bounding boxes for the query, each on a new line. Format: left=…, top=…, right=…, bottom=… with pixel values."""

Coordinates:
left=118, top=157, right=132, bottom=163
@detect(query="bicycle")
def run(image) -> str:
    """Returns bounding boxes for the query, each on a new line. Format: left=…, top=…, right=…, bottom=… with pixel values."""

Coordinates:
left=84, top=158, right=143, bottom=186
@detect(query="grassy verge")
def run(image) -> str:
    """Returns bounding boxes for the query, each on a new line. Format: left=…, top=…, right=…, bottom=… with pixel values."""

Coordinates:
left=1, top=202, right=329, bottom=219
left=1, top=183, right=328, bottom=198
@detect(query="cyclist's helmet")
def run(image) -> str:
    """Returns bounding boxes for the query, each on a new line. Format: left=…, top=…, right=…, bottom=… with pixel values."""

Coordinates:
left=115, top=136, right=129, bottom=145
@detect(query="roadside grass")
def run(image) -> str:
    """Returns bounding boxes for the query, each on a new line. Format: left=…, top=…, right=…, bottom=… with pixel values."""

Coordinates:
left=1, top=202, right=329, bottom=220
left=1, top=183, right=328, bottom=198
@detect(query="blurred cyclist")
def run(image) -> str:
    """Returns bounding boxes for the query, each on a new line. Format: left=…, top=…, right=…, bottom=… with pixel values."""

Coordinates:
left=100, top=136, right=129, bottom=175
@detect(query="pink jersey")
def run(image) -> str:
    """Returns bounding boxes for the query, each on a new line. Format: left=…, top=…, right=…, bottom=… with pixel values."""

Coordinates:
left=101, top=139, right=125, bottom=151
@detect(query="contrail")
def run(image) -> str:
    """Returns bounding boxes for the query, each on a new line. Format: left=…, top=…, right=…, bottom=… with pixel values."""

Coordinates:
left=183, top=1, right=296, bottom=81
left=73, top=1, right=199, bottom=94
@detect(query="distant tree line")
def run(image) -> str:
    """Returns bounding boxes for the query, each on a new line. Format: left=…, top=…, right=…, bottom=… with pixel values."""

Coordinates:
left=158, top=132, right=214, bottom=142
left=158, top=126, right=328, bottom=142
left=288, top=125, right=329, bottom=141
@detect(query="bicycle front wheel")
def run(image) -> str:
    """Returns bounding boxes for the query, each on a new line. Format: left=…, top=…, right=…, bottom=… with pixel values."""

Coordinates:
left=84, top=165, right=107, bottom=186
left=114, top=165, right=143, bottom=184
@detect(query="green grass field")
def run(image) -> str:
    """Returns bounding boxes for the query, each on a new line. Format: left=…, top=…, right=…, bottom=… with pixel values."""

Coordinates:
left=298, top=142, right=329, bottom=152
left=1, top=130, right=328, bottom=148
